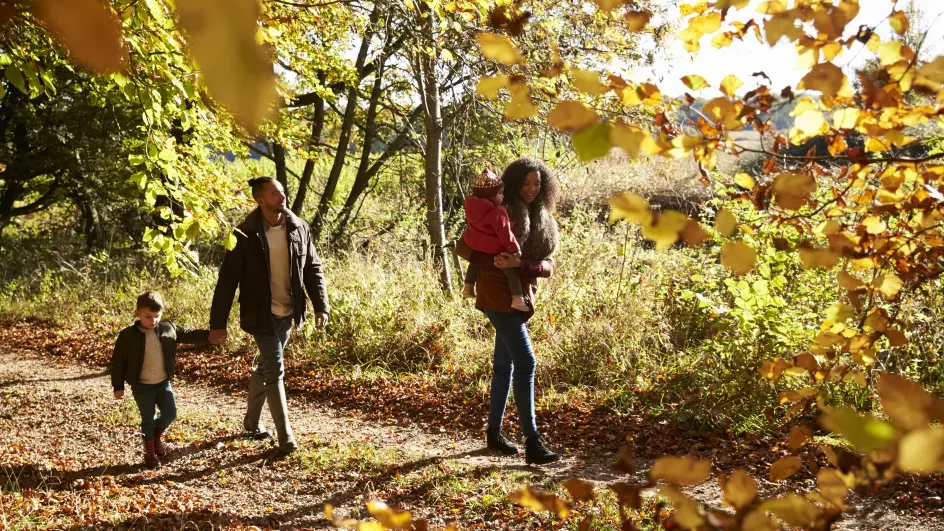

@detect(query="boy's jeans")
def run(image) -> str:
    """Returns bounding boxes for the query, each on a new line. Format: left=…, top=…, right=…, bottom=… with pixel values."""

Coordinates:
left=245, top=314, right=296, bottom=449
left=482, top=309, right=539, bottom=439
left=132, top=380, right=176, bottom=441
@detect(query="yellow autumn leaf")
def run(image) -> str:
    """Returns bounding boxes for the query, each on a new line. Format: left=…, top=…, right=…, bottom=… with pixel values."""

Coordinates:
left=366, top=501, right=413, bottom=530
left=509, top=487, right=570, bottom=518
left=571, top=69, right=609, bottom=96
left=788, top=425, right=813, bottom=450
left=873, top=273, right=902, bottom=298
left=898, top=427, right=944, bottom=473
left=759, top=494, right=820, bottom=527
left=878, top=40, right=915, bottom=67
left=660, top=486, right=705, bottom=528
left=475, top=75, right=509, bottom=100
left=637, top=82, right=663, bottom=107
left=721, top=469, right=757, bottom=510
left=720, top=240, right=756, bottom=275
left=794, top=109, right=827, bottom=137
left=817, top=468, right=850, bottom=507
left=832, top=108, right=860, bottom=130
left=712, top=31, right=733, bottom=48
left=593, top=0, right=626, bottom=12
left=624, top=10, right=651, bottom=32
left=691, top=12, right=722, bottom=33
left=642, top=210, right=689, bottom=251
left=503, top=84, right=537, bottom=120
left=610, top=123, right=654, bottom=159
left=609, top=191, right=651, bottom=224
left=649, top=456, right=712, bottom=485
left=720, top=74, right=742, bottom=98
left=889, top=10, right=910, bottom=36
left=861, top=215, right=886, bottom=234
left=682, top=220, right=711, bottom=247
left=915, top=56, right=944, bottom=92
left=798, top=247, right=840, bottom=269
left=476, top=32, right=524, bottom=65
left=681, top=74, right=710, bottom=91
left=715, top=208, right=737, bottom=236
left=797, top=62, right=846, bottom=99
left=547, top=101, right=598, bottom=132
left=562, top=478, right=596, bottom=501
left=824, top=303, right=854, bottom=323
left=772, top=171, right=816, bottom=210
left=878, top=373, right=935, bottom=430
left=177, top=0, right=280, bottom=132
left=837, top=270, right=863, bottom=290
left=34, top=0, right=128, bottom=74
left=769, top=455, right=803, bottom=481
left=734, top=172, right=755, bottom=189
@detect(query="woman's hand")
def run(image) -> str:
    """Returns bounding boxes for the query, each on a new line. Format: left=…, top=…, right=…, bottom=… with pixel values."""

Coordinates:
left=494, top=252, right=521, bottom=268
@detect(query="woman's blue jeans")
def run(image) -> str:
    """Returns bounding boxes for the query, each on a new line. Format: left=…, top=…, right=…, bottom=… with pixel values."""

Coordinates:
left=482, top=309, right=539, bottom=439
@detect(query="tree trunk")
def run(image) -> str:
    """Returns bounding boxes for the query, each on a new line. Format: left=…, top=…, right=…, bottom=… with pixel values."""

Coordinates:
left=273, top=141, right=289, bottom=204
left=76, top=189, right=103, bottom=252
left=292, top=73, right=326, bottom=214
left=310, top=7, right=380, bottom=240
left=417, top=5, right=452, bottom=292
left=331, top=53, right=387, bottom=243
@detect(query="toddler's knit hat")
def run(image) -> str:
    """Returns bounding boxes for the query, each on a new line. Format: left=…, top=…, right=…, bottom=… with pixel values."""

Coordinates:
left=472, top=168, right=503, bottom=198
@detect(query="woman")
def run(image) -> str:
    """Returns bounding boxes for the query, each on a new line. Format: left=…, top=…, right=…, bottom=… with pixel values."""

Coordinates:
left=456, top=157, right=560, bottom=465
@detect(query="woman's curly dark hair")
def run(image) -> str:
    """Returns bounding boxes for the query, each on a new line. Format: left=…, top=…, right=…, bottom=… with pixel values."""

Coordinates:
left=500, top=158, right=559, bottom=213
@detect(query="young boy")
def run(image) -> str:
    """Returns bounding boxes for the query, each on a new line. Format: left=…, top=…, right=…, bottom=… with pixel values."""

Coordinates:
left=111, top=291, right=212, bottom=468
left=461, top=168, right=529, bottom=312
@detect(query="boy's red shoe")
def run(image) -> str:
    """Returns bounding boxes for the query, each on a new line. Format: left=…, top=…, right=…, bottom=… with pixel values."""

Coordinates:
left=143, top=440, right=162, bottom=468
left=154, top=428, right=168, bottom=457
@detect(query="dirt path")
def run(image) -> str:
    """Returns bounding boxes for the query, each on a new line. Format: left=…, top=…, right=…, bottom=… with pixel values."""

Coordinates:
left=2, top=346, right=942, bottom=530
left=0, top=347, right=625, bottom=529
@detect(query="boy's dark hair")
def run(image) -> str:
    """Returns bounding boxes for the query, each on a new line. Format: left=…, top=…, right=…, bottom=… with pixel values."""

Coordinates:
left=136, top=291, right=164, bottom=312
left=248, top=176, right=277, bottom=198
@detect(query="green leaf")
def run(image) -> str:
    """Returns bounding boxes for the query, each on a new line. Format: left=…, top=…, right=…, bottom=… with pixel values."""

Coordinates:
left=224, top=231, right=237, bottom=251
left=5, top=65, right=28, bottom=95
left=145, top=0, right=165, bottom=22
left=40, top=70, right=56, bottom=94
left=130, top=171, right=147, bottom=189
left=820, top=407, right=898, bottom=454
left=158, top=148, right=177, bottom=161
left=186, top=219, right=201, bottom=240
left=129, top=154, right=146, bottom=166
left=572, top=122, right=613, bottom=162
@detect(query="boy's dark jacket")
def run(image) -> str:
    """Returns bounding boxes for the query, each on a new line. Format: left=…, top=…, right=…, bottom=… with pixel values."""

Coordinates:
left=111, top=321, right=209, bottom=391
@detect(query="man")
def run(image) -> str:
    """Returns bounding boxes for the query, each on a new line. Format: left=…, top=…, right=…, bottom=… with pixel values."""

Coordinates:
left=209, top=177, right=329, bottom=455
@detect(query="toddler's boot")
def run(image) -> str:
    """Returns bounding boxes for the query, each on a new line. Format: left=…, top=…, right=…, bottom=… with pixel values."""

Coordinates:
left=462, top=283, right=476, bottom=299
left=511, top=296, right=529, bottom=312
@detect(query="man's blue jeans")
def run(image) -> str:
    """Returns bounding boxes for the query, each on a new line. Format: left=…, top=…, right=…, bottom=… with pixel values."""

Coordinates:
left=482, top=309, right=539, bottom=439
left=245, top=315, right=296, bottom=448
left=132, top=380, right=176, bottom=441
left=253, top=315, right=294, bottom=385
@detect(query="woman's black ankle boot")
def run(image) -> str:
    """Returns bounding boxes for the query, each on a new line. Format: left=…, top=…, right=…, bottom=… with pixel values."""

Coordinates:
left=525, top=436, right=560, bottom=465
left=486, top=428, right=519, bottom=455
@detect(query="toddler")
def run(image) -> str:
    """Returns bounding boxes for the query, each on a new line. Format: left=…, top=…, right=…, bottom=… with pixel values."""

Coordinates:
left=461, top=168, right=528, bottom=312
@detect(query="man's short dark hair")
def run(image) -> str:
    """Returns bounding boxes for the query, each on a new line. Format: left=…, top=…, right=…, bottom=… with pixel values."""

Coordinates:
left=136, top=291, right=164, bottom=312
left=248, top=177, right=277, bottom=198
